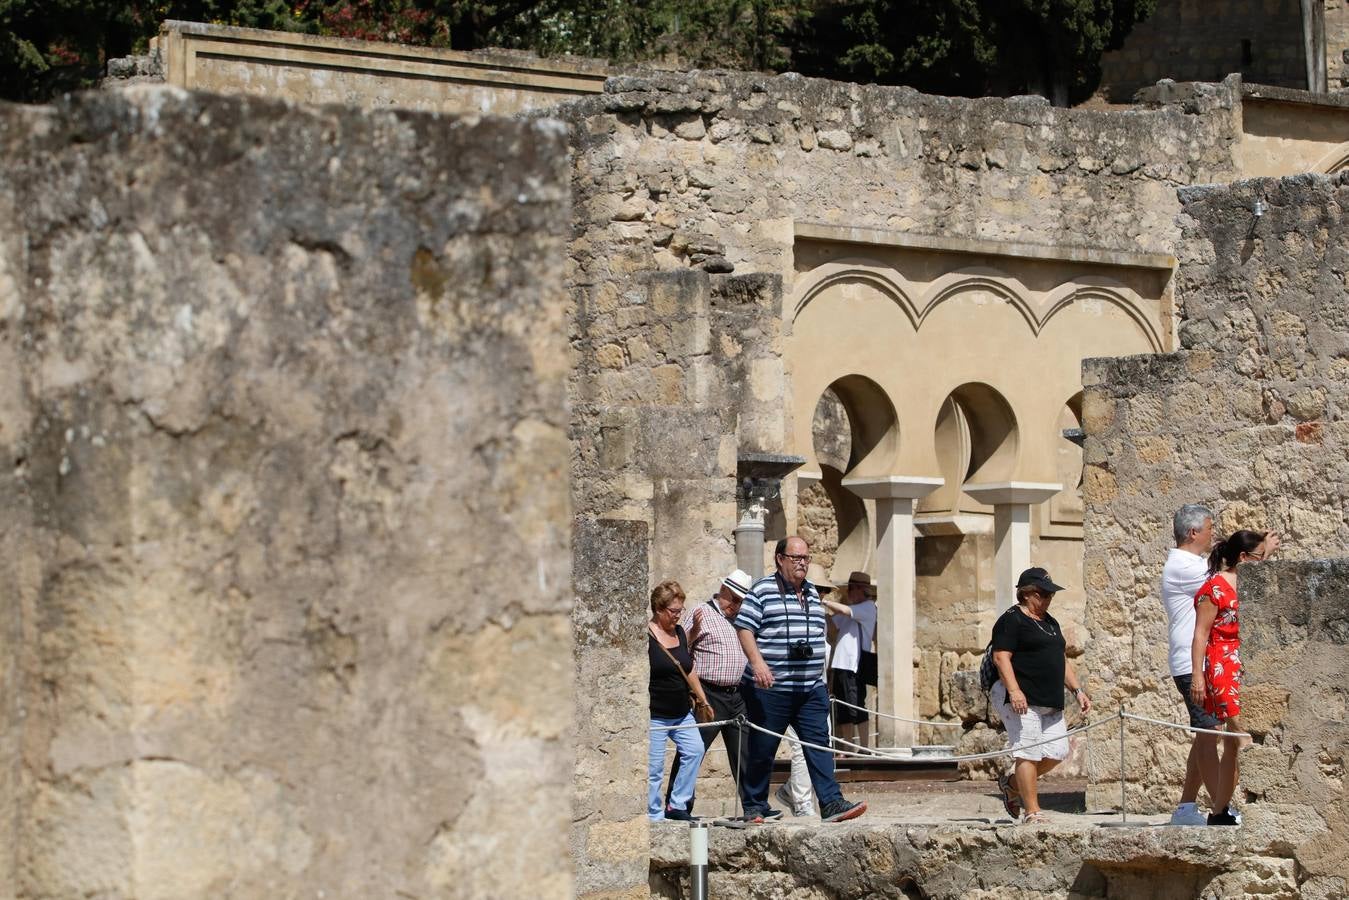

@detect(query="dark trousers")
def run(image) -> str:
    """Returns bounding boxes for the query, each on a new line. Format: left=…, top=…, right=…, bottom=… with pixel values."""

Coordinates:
left=665, top=684, right=747, bottom=814
left=740, top=679, right=843, bottom=814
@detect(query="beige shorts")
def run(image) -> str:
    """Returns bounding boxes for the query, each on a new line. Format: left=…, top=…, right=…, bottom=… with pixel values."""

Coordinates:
left=991, top=681, right=1069, bottom=762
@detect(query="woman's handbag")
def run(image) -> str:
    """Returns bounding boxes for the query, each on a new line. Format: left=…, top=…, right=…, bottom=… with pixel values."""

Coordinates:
left=652, top=629, right=716, bottom=723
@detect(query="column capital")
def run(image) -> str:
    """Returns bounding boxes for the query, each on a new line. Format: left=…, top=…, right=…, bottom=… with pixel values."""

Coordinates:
left=841, top=475, right=944, bottom=501
left=961, top=481, right=1062, bottom=506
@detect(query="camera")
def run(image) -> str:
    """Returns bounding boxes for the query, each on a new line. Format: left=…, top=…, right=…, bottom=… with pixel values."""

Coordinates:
left=788, top=640, right=814, bottom=661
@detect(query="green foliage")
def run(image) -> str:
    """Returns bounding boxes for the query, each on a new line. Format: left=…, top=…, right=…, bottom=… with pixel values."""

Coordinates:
left=1, top=0, right=1156, bottom=105
left=796, top=0, right=1158, bottom=104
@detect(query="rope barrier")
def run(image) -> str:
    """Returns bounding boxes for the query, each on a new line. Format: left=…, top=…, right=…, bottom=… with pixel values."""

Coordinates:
left=649, top=718, right=739, bottom=732
left=1120, top=711, right=1252, bottom=740
left=830, top=696, right=963, bottom=727
left=747, top=713, right=1125, bottom=764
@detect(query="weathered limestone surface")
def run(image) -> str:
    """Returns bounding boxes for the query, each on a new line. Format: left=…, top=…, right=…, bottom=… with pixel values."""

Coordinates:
left=572, top=518, right=652, bottom=898
left=1239, top=560, right=1349, bottom=895
left=556, top=78, right=1241, bottom=880
left=1082, top=172, right=1349, bottom=811
left=650, top=820, right=1301, bottom=899
left=0, top=86, right=573, bottom=898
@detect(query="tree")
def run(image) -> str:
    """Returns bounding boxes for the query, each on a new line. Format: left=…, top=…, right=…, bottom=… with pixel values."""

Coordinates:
left=792, top=0, right=1157, bottom=105
left=1, top=0, right=1155, bottom=105
left=0, top=1, right=313, bottom=102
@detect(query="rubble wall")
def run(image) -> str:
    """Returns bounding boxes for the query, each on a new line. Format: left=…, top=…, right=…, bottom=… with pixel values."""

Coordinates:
left=0, top=86, right=573, bottom=898
left=558, top=68, right=1244, bottom=598
left=650, top=819, right=1303, bottom=898
left=556, top=71, right=1246, bottom=892
left=1239, top=559, right=1349, bottom=899
left=1082, top=172, right=1349, bottom=811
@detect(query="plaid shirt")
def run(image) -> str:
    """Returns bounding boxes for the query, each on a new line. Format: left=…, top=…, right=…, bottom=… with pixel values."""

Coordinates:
left=680, top=597, right=748, bottom=687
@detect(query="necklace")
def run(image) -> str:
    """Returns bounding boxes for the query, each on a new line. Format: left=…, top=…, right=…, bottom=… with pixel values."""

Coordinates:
left=1019, top=607, right=1058, bottom=637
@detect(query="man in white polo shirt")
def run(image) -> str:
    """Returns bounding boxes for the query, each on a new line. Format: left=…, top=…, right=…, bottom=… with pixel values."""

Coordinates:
left=1160, top=503, right=1222, bottom=826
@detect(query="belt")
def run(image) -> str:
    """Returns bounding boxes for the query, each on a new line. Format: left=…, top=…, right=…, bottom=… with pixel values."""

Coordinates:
left=703, top=682, right=742, bottom=692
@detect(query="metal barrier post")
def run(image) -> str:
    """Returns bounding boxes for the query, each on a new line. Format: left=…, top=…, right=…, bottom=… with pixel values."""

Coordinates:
left=689, top=821, right=710, bottom=900
left=1118, top=706, right=1126, bottom=825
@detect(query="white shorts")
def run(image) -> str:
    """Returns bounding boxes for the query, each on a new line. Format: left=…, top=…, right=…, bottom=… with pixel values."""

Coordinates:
left=991, top=681, right=1069, bottom=762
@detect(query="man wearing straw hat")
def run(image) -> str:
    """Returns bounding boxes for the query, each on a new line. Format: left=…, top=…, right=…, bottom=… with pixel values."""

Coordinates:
left=823, top=571, right=879, bottom=749
left=666, top=568, right=755, bottom=816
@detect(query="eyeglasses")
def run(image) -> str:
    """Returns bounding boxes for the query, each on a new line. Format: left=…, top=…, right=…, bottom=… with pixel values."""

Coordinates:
left=1244, top=551, right=1266, bottom=561
left=779, top=553, right=811, bottom=564
left=663, top=606, right=685, bottom=616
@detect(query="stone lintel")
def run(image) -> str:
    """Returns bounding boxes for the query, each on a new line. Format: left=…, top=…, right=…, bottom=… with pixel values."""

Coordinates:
left=961, top=481, right=1063, bottom=506
left=914, top=514, right=994, bottom=537
left=795, top=222, right=1176, bottom=272
left=737, top=452, right=807, bottom=482
left=796, top=469, right=823, bottom=488
left=842, top=475, right=944, bottom=501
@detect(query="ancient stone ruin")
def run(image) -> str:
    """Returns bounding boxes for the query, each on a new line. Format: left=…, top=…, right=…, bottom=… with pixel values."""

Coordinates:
left=0, top=14, right=1346, bottom=899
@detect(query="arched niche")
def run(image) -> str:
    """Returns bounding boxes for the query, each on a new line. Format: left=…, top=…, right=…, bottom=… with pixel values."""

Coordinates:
left=1312, top=141, right=1349, bottom=175
left=921, top=382, right=1019, bottom=514
left=798, top=376, right=900, bottom=578
left=1043, top=392, right=1085, bottom=536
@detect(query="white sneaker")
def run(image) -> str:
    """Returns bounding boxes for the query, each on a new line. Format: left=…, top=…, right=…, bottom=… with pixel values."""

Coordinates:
left=1227, top=804, right=1243, bottom=825
left=1169, top=803, right=1208, bottom=826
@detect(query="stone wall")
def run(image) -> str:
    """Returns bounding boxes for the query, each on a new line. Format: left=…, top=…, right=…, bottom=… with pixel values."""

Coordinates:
left=558, top=64, right=1245, bottom=598
left=150, top=20, right=608, bottom=115
left=0, top=86, right=573, bottom=898
left=1239, top=559, right=1349, bottom=899
left=651, top=818, right=1304, bottom=898
left=1099, top=0, right=1308, bottom=102
left=1327, top=0, right=1349, bottom=90
left=572, top=518, right=652, bottom=898
left=1082, top=171, right=1349, bottom=811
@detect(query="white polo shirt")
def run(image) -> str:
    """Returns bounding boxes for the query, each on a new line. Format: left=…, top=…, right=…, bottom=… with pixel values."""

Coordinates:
left=1160, top=547, right=1209, bottom=676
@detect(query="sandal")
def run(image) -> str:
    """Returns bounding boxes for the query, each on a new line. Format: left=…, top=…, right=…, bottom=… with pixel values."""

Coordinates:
left=997, top=773, right=1022, bottom=820
left=1020, top=811, right=1049, bottom=826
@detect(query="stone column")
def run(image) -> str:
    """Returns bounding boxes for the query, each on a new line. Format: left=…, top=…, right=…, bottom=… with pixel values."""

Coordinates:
left=961, top=482, right=1062, bottom=614
left=734, top=454, right=806, bottom=578
left=733, top=490, right=768, bottom=578
left=841, top=475, right=944, bottom=747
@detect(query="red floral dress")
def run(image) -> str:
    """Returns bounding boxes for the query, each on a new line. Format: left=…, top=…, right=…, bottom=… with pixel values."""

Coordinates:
left=1195, top=574, right=1241, bottom=718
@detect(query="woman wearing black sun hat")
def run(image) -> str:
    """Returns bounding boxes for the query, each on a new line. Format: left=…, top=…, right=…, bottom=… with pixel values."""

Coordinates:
left=989, top=567, right=1092, bottom=825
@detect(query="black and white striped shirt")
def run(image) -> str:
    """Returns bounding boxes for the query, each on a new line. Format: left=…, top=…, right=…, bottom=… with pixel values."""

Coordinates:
left=733, top=573, right=827, bottom=691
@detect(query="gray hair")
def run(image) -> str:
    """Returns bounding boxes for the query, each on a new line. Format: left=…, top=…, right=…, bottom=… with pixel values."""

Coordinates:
left=1173, top=504, right=1214, bottom=544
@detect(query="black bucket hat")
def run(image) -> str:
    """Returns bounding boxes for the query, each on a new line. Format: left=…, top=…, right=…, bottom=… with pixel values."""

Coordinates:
left=1016, top=567, right=1067, bottom=594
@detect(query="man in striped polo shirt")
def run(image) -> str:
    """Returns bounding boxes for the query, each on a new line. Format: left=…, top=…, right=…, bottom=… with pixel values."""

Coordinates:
left=735, top=536, right=867, bottom=823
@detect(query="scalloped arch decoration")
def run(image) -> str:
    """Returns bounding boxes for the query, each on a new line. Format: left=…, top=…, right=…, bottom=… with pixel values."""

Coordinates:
left=915, top=267, right=1036, bottom=333
left=792, top=262, right=1162, bottom=349
left=1312, top=141, right=1349, bottom=175
left=789, top=261, right=921, bottom=327
left=1040, top=280, right=1164, bottom=352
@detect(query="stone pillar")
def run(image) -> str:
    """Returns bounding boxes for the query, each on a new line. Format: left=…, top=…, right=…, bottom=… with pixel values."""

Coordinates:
left=734, top=491, right=768, bottom=578
left=961, top=482, right=1063, bottom=614
left=841, top=476, right=943, bottom=747
left=734, top=454, right=805, bottom=578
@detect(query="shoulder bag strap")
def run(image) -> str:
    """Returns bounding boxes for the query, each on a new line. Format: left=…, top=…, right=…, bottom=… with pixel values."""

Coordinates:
left=651, top=626, right=700, bottom=693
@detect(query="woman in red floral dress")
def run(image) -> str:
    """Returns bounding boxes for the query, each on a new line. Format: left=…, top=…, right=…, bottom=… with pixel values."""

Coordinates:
left=1189, top=528, right=1279, bottom=825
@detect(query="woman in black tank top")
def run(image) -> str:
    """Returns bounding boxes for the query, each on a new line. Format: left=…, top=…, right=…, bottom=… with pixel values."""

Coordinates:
left=647, top=580, right=709, bottom=820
